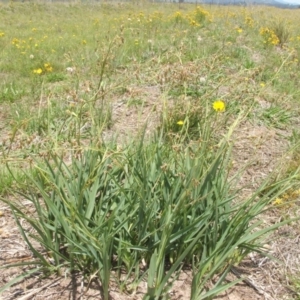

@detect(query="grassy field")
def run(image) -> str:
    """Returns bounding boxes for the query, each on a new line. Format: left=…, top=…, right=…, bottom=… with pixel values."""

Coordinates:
left=0, top=1, right=300, bottom=299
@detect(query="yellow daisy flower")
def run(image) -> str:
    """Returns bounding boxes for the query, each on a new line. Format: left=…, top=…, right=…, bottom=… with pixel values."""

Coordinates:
left=33, top=68, right=43, bottom=74
left=213, top=100, right=225, bottom=112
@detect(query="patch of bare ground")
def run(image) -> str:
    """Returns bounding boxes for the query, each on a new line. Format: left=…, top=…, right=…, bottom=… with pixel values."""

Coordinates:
left=102, top=85, right=163, bottom=143
left=231, top=120, right=291, bottom=199
left=1, top=92, right=300, bottom=300
left=0, top=104, right=12, bottom=145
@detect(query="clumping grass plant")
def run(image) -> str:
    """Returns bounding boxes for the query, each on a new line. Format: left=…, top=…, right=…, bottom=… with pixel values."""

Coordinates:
left=1, top=111, right=299, bottom=299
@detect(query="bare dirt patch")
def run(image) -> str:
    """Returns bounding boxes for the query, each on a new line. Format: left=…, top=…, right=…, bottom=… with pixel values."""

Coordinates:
left=231, top=121, right=291, bottom=198
left=103, top=85, right=163, bottom=143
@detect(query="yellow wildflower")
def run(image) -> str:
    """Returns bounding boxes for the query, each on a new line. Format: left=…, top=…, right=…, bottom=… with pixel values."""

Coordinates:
left=245, top=16, right=254, bottom=27
left=44, top=63, right=53, bottom=72
left=174, top=11, right=184, bottom=23
left=0, top=32, right=5, bottom=37
left=190, top=20, right=200, bottom=27
left=260, top=27, right=279, bottom=46
left=33, top=68, right=43, bottom=74
left=12, top=38, right=19, bottom=45
left=177, top=120, right=184, bottom=126
left=273, top=198, right=283, bottom=206
left=213, top=100, right=226, bottom=112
